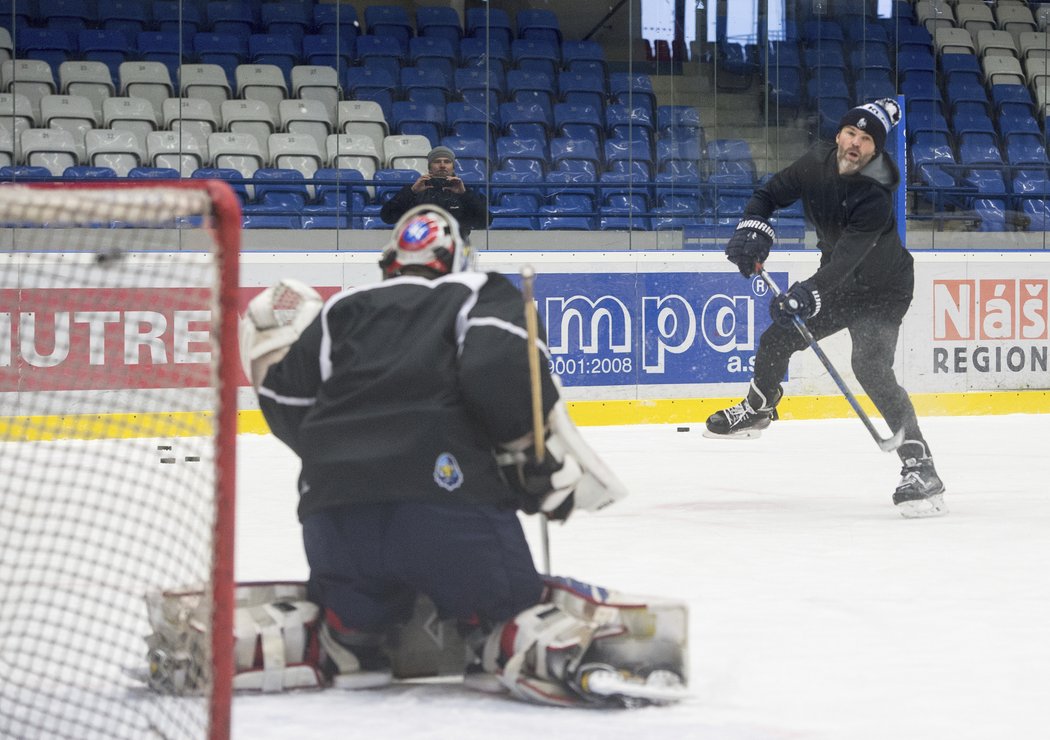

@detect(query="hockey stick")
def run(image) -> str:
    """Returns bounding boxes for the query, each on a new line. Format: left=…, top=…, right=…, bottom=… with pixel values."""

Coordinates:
left=757, top=264, right=905, bottom=453
left=520, top=265, right=551, bottom=575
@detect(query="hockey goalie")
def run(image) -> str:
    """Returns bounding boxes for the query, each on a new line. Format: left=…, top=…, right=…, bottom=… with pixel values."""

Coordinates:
left=145, top=206, right=688, bottom=708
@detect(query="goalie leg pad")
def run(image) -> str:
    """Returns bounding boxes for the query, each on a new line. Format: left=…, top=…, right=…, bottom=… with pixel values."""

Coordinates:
left=478, top=577, right=689, bottom=707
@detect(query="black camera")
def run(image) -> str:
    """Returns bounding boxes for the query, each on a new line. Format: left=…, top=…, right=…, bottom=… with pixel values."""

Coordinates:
left=428, top=177, right=449, bottom=189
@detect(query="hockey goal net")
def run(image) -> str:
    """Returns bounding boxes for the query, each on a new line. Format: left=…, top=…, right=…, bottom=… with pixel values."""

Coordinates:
left=0, top=182, right=240, bottom=740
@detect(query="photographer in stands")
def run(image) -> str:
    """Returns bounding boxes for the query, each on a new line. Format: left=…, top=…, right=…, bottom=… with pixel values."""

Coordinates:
left=380, top=146, right=491, bottom=238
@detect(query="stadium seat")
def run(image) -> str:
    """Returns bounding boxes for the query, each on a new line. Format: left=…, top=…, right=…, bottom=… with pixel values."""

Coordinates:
left=1, top=59, right=57, bottom=122
left=147, top=130, right=206, bottom=175
left=608, top=73, right=656, bottom=117
left=15, top=28, right=75, bottom=80
left=194, top=32, right=249, bottom=88
left=982, top=55, right=1026, bottom=87
left=0, top=92, right=37, bottom=158
left=244, top=167, right=308, bottom=229
left=407, top=36, right=456, bottom=86
left=260, top=3, right=310, bottom=45
left=163, top=97, right=220, bottom=151
left=446, top=100, right=499, bottom=142
left=976, top=29, right=1019, bottom=59
left=207, top=0, right=257, bottom=37
left=291, top=65, right=341, bottom=126
left=558, top=71, right=605, bottom=112
left=76, top=30, right=129, bottom=84
left=465, top=7, right=513, bottom=49
left=517, top=9, right=562, bottom=46
left=459, top=36, right=510, bottom=74
left=401, top=66, right=450, bottom=108
left=249, top=34, right=301, bottom=85
left=355, top=34, right=404, bottom=80
left=1018, top=31, right=1050, bottom=61
left=382, top=133, right=431, bottom=172
left=21, top=127, right=80, bottom=175
left=511, top=39, right=560, bottom=79
left=440, top=135, right=489, bottom=181
left=343, top=65, right=397, bottom=120
left=605, top=104, right=654, bottom=147
left=279, top=98, right=332, bottom=157
left=313, top=4, right=360, bottom=39
left=416, top=6, right=462, bottom=45
left=0, top=126, right=12, bottom=167
left=373, top=167, right=419, bottom=204
left=236, top=64, right=289, bottom=119
left=178, top=64, right=232, bottom=121
left=364, top=5, right=413, bottom=53
left=268, top=133, right=325, bottom=181
left=934, top=27, right=976, bottom=57
left=550, top=136, right=601, bottom=178
left=98, top=0, right=150, bottom=34
left=119, top=62, right=173, bottom=118
left=389, top=101, right=444, bottom=147
left=337, top=100, right=389, bottom=158
left=553, top=103, right=602, bottom=147
left=915, top=0, right=955, bottom=34
left=326, top=132, right=382, bottom=195
left=58, top=61, right=113, bottom=120
left=307, top=167, right=367, bottom=229
left=562, top=39, right=607, bottom=77
left=496, top=135, right=547, bottom=178
left=996, top=5, right=1037, bottom=45
left=102, top=96, right=158, bottom=142
left=499, top=101, right=549, bottom=140
left=208, top=132, right=265, bottom=183
left=127, top=166, right=181, bottom=179
left=152, top=1, right=201, bottom=35
left=221, top=99, right=276, bottom=161
left=301, top=33, right=354, bottom=74
left=956, top=2, right=995, bottom=37
left=84, top=128, right=144, bottom=176
left=40, top=93, right=96, bottom=160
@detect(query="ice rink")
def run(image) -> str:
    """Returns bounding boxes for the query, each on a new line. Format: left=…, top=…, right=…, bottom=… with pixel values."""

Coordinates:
left=233, top=412, right=1050, bottom=740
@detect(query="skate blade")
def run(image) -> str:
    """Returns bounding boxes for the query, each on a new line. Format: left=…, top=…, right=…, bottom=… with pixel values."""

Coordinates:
left=331, top=670, right=394, bottom=690
left=702, top=428, right=763, bottom=441
left=580, top=668, right=688, bottom=706
left=896, top=493, right=948, bottom=519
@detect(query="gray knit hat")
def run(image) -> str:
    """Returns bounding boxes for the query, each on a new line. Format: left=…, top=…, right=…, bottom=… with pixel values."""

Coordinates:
left=427, top=146, right=456, bottom=164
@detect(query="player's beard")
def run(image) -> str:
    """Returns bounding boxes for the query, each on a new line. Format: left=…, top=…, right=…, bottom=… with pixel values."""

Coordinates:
left=837, top=146, right=873, bottom=176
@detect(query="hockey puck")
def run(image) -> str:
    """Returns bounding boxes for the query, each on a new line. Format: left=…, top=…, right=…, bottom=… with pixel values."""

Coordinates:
left=184, top=456, right=200, bottom=462
left=160, top=457, right=176, bottom=464
left=676, top=426, right=690, bottom=432
left=157, top=445, right=172, bottom=451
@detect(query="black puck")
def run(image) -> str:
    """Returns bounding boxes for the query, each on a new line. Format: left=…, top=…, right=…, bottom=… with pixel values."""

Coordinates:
left=676, top=426, right=690, bottom=432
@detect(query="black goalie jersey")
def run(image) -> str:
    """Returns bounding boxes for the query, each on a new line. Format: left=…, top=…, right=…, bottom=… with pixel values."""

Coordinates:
left=257, top=271, right=559, bottom=522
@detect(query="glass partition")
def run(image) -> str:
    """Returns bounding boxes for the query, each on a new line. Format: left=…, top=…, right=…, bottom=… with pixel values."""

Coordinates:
left=1, top=0, right=1048, bottom=250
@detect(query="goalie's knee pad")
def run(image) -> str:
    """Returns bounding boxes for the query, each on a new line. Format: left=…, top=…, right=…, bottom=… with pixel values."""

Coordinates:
left=479, top=577, right=689, bottom=708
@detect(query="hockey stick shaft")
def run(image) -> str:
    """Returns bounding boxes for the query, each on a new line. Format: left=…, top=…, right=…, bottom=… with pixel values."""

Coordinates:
left=757, top=265, right=905, bottom=452
left=520, top=266, right=551, bottom=574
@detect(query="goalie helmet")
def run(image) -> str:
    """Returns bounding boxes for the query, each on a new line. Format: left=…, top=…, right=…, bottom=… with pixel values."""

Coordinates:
left=379, top=205, right=472, bottom=279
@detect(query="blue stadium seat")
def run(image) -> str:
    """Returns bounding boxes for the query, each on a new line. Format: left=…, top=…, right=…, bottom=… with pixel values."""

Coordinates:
left=897, top=24, right=933, bottom=53
left=15, top=28, right=75, bottom=79
left=459, top=36, right=510, bottom=74
left=605, top=104, right=654, bottom=147
left=441, top=135, right=490, bottom=181
left=608, top=73, right=656, bottom=118
left=656, top=137, right=702, bottom=173
left=465, top=7, right=513, bottom=49
left=561, top=39, right=606, bottom=77
left=604, top=137, right=651, bottom=178
left=550, top=136, right=600, bottom=178
left=446, top=101, right=500, bottom=142
left=306, top=166, right=367, bottom=228
left=408, top=36, right=456, bottom=86
left=261, top=2, right=310, bottom=44
left=313, top=4, right=360, bottom=39
left=355, top=35, right=403, bottom=81
left=191, top=166, right=250, bottom=205
left=990, top=84, right=1035, bottom=118
left=364, top=5, right=413, bottom=54
left=243, top=167, right=308, bottom=228
left=127, top=166, right=181, bottom=179
left=63, top=165, right=118, bottom=179
left=249, top=35, right=301, bottom=85
left=401, top=66, right=450, bottom=108
left=853, top=73, right=896, bottom=104
left=152, top=0, right=202, bottom=34
left=516, top=9, right=562, bottom=46
left=455, top=67, right=505, bottom=103
left=39, top=0, right=93, bottom=32
left=539, top=193, right=594, bottom=230
left=194, top=33, right=249, bottom=87
left=373, top=167, right=419, bottom=203
left=803, top=45, right=846, bottom=71
left=344, top=66, right=397, bottom=120
left=511, top=38, right=560, bottom=79
left=1005, top=133, right=1049, bottom=168
left=765, top=66, right=803, bottom=119
left=416, top=6, right=462, bottom=45
left=507, top=69, right=554, bottom=122
left=77, top=30, right=129, bottom=84
left=499, top=101, right=550, bottom=140
left=302, top=33, right=355, bottom=74
left=490, top=170, right=544, bottom=212
left=553, top=103, right=602, bottom=146
left=558, top=71, right=605, bottom=111
left=389, top=101, right=445, bottom=147
left=497, top=136, right=547, bottom=178
left=207, top=0, right=256, bottom=37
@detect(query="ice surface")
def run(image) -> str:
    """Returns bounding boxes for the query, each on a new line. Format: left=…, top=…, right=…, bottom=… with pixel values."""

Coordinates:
left=235, top=414, right=1050, bottom=740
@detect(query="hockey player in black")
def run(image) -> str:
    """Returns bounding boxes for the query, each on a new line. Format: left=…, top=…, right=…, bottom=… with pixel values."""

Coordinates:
left=236, top=206, right=688, bottom=706
left=379, top=145, right=491, bottom=237
left=705, top=99, right=947, bottom=519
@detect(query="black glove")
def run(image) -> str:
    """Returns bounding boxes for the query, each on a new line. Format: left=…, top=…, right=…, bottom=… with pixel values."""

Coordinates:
left=769, top=280, right=821, bottom=327
left=725, top=217, right=775, bottom=277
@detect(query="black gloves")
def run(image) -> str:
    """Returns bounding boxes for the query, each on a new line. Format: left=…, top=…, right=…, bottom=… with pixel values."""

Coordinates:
left=501, top=449, right=576, bottom=521
left=725, top=216, right=775, bottom=277
left=770, top=280, right=821, bottom=327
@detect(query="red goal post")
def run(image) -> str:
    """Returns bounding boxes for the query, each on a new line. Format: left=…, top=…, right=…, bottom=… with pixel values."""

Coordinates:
left=0, top=180, right=240, bottom=740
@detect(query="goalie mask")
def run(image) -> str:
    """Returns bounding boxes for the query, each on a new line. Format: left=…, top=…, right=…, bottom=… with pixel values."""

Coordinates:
left=379, top=205, right=472, bottom=279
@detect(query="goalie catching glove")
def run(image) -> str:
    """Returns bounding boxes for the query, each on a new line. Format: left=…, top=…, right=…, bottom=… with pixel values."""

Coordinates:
left=497, top=401, right=629, bottom=520
left=239, top=278, right=324, bottom=388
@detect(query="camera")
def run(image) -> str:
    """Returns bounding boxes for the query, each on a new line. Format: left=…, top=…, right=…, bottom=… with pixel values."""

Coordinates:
left=428, top=177, right=449, bottom=189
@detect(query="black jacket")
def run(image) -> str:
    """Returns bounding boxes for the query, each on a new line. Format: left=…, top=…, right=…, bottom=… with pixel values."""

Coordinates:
left=745, top=142, right=914, bottom=300
left=380, top=183, right=492, bottom=237
left=258, top=271, right=558, bottom=521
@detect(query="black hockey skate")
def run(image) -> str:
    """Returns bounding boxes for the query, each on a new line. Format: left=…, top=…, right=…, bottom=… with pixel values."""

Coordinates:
left=704, top=382, right=781, bottom=440
left=893, top=457, right=948, bottom=519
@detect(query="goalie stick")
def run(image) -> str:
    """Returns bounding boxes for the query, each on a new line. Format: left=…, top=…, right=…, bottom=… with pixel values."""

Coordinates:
left=520, top=264, right=551, bottom=575
left=757, top=264, right=906, bottom=453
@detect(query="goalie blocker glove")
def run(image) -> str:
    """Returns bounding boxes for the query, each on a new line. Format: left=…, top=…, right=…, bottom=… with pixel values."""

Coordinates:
left=725, top=216, right=775, bottom=277
left=769, top=280, right=821, bottom=327
left=497, top=401, right=628, bottom=520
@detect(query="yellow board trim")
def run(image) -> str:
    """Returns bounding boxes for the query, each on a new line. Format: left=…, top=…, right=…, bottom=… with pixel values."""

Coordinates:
left=2, top=391, right=1048, bottom=441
